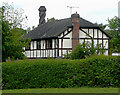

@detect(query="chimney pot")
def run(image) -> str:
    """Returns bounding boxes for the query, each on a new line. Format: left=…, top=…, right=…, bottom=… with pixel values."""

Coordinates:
left=38, top=6, right=46, bottom=25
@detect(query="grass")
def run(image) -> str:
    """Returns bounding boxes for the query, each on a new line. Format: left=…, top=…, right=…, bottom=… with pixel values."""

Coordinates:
left=2, top=88, right=119, bottom=93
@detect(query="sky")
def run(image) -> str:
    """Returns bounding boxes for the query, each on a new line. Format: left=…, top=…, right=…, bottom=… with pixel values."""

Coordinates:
left=1, top=0, right=120, bottom=29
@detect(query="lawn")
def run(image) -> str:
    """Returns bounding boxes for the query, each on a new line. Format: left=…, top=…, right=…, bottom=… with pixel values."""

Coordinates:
left=2, top=88, right=119, bottom=93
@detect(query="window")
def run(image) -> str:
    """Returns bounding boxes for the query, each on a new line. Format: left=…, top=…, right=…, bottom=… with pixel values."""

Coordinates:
left=26, top=43, right=30, bottom=50
left=46, top=39, right=52, bottom=49
left=37, top=41, right=41, bottom=49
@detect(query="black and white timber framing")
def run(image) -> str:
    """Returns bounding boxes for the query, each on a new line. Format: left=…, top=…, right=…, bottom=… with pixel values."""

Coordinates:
left=23, top=6, right=111, bottom=59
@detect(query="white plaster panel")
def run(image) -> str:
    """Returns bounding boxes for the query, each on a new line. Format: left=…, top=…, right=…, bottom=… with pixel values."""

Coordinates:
left=103, top=34, right=108, bottom=38
left=99, top=30, right=102, bottom=38
left=99, top=40, right=102, bottom=45
left=68, top=28, right=72, bottom=31
left=56, top=50, right=58, bottom=57
left=43, top=40, right=45, bottom=49
left=31, top=51, right=33, bottom=57
left=79, top=30, right=86, bottom=38
left=62, top=50, right=71, bottom=57
left=94, top=40, right=97, bottom=46
left=63, top=50, right=67, bottom=57
left=47, top=50, right=49, bottom=57
left=59, top=50, right=61, bottom=56
left=94, top=29, right=97, bottom=38
left=43, top=50, right=45, bottom=57
left=41, top=40, right=45, bottom=49
left=86, top=39, right=92, bottom=44
left=41, top=40, right=43, bottom=49
left=79, top=39, right=84, bottom=44
left=37, top=50, right=40, bottom=57
left=31, top=41, right=33, bottom=49
left=34, top=51, right=36, bottom=57
left=25, top=51, right=30, bottom=57
left=51, top=50, right=54, bottom=57
left=23, top=47, right=25, bottom=50
left=48, top=50, right=50, bottom=57
left=49, top=50, right=52, bottom=57
left=82, top=29, right=88, bottom=33
left=103, top=40, right=108, bottom=49
left=52, top=50, right=54, bottom=57
left=52, top=39, right=54, bottom=48
left=63, top=39, right=72, bottom=48
left=64, top=31, right=67, bottom=35
left=59, top=39, right=61, bottom=48
left=46, top=50, right=49, bottom=57
left=64, top=32, right=72, bottom=38
left=41, top=50, right=43, bottom=57
left=104, top=50, right=108, bottom=55
left=34, top=41, right=37, bottom=49
left=89, top=29, right=93, bottom=38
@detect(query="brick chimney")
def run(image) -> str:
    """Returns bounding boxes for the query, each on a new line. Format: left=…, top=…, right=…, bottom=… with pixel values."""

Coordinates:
left=71, top=13, right=80, bottom=50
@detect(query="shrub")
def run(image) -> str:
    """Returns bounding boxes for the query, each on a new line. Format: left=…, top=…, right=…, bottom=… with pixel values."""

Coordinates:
left=2, top=56, right=120, bottom=89
left=71, top=44, right=86, bottom=59
left=70, top=42, right=105, bottom=59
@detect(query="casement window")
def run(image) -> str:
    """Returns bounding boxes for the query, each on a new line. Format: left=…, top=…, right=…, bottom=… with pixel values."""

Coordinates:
left=46, top=39, right=52, bottom=49
left=25, top=43, right=31, bottom=50
left=37, top=41, right=41, bottom=49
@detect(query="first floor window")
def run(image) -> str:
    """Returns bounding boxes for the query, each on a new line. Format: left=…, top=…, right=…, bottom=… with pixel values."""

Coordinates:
left=46, top=39, right=52, bottom=49
left=37, top=41, right=41, bottom=49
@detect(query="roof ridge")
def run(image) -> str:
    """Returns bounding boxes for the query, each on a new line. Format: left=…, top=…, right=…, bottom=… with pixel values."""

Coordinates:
left=80, top=17, right=99, bottom=27
left=25, top=17, right=101, bottom=40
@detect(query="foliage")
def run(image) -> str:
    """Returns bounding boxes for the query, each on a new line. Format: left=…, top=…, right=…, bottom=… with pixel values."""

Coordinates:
left=2, top=56, right=120, bottom=89
left=66, top=41, right=105, bottom=59
left=95, top=16, right=120, bottom=53
left=71, top=44, right=86, bottom=59
left=1, top=3, right=30, bottom=61
left=106, top=16, right=120, bottom=53
left=94, top=22, right=107, bottom=30
left=1, top=2, right=27, bottom=28
left=47, top=17, right=58, bottom=22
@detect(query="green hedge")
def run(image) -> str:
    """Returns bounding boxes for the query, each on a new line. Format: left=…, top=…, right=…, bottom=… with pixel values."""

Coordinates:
left=2, top=56, right=120, bottom=89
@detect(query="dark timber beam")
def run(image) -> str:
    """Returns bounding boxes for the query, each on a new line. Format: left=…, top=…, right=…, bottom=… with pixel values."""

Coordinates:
left=80, top=28, right=93, bottom=39
left=57, top=39, right=59, bottom=57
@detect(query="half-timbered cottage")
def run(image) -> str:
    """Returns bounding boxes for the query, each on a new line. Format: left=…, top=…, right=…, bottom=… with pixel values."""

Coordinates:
left=24, top=6, right=111, bottom=58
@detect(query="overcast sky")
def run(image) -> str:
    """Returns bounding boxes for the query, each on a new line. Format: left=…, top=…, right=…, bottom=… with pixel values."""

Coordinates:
left=1, top=0, right=120, bottom=29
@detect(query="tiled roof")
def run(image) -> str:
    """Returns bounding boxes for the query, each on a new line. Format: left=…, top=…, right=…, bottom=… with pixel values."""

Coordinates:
left=24, top=17, right=104, bottom=40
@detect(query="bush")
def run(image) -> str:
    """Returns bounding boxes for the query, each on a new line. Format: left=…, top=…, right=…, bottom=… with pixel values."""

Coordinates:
left=2, top=56, right=120, bottom=89
left=66, top=42, right=105, bottom=59
left=71, top=44, right=86, bottom=59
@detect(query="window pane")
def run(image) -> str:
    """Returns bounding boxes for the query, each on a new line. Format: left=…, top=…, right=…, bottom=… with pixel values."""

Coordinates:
left=37, top=41, right=41, bottom=49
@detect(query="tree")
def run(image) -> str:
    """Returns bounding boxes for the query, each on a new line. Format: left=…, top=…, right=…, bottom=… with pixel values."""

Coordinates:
left=47, top=17, right=58, bottom=22
left=95, top=16, right=120, bottom=53
left=94, top=22, right=107, bottom=30
left=106, top=16, right=120, bottom=53
left=1, top=3, right=30, bottom=61
left=64, top=42, right=105, bottom=59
